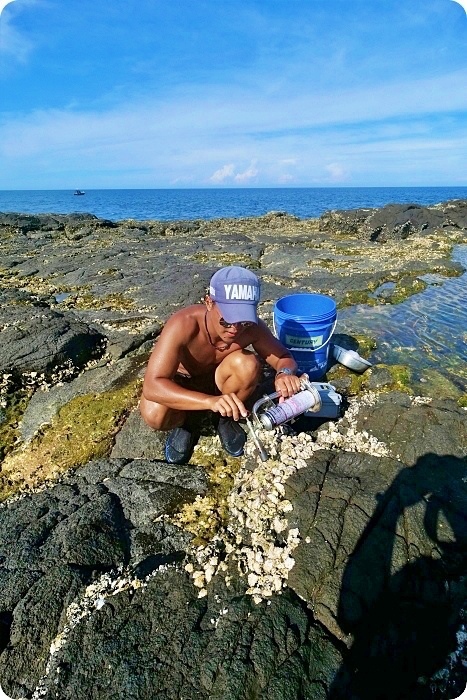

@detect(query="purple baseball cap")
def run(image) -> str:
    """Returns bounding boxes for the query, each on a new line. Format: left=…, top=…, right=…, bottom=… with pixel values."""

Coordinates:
left=209, top=266, right=260, bottom=324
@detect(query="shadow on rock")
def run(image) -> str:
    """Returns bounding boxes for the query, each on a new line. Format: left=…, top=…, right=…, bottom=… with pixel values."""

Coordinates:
left=330, top=452, right=467, bottom=700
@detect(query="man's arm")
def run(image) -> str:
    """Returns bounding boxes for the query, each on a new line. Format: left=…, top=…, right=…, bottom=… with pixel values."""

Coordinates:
left=142, top=312, right=208, bottom=410
left=252, top=320, right=302, bottom=398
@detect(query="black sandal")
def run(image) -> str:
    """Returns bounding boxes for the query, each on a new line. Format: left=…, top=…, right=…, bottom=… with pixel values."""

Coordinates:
left=165, top=426, right=197, bottom=464
left=217, top=417, right=246, bottom=457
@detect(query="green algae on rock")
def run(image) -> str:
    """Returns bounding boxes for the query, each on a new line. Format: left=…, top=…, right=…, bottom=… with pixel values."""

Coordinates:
left=61, top=291, right=136, bottom=312
left=0, top=384, right=32, bottom=462
left=168, top=437, right=243, bottom=545
left=0, top=379, right=141, bottom=501
left=376, top=363, right=413, bottom=392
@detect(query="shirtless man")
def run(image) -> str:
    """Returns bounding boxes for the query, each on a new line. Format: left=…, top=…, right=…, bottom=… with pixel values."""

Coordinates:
left=140, top=266, right=301, bottom=464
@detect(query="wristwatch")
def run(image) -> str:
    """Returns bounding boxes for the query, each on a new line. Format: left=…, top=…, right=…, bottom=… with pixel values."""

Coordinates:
left=275, top=368, right=296, bottom=378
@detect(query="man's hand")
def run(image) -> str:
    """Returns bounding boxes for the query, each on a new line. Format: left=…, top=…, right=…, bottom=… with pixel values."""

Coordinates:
left=274, top=373, right=303, bottom=400
left=208, top=393, right=248, bottom=421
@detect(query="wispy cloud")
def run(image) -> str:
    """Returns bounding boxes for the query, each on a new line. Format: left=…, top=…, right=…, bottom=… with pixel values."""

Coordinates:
left=450, top=0, right=467, bottom=15
left=1, top=1, right=467, bottom=187
left=0, top=0, right=38, bottom=61
left=1, top=70, right=466, bottom=188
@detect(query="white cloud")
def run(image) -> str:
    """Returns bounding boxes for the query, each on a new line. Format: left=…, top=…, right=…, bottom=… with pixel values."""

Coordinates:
left=325, top=162, right=348, bottom=182
left=234, top=160, right=258, bottom=182
left=209, top=160, right=259, bottom=184
left=209, top=163, right=235, bottom=183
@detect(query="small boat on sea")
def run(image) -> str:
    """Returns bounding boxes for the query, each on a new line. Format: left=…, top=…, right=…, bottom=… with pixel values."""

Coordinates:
left=73, top=190, right=85, bottom=196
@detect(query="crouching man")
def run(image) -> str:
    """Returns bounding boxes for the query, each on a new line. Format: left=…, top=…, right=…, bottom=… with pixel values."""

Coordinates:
left=140, top=266, right=301, bottom=464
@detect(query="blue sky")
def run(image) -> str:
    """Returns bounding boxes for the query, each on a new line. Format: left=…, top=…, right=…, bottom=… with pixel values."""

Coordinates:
left=0, top=0, right=466, bottom=189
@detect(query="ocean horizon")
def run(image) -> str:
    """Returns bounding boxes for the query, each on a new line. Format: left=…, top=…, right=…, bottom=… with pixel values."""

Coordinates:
left=0, top=186, right=466, bottom=222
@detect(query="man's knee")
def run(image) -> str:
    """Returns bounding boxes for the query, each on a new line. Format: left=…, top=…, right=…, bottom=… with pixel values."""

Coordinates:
left=219, top=349, right=261, bottom=382
left=139, top=397, right=184, bottom=431
left=241, top=350, right=262, bottom=381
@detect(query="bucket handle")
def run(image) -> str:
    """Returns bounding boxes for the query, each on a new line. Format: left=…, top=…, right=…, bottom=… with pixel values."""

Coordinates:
left=273, top=318, right=337, bottom=352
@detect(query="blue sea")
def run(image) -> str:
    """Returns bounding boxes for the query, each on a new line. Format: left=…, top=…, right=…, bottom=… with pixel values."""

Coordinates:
left=0, top=187, right=466, bottom=221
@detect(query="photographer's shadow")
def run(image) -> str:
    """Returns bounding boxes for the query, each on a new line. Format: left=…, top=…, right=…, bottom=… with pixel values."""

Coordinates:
left=331, top=453, right=467, bottom=700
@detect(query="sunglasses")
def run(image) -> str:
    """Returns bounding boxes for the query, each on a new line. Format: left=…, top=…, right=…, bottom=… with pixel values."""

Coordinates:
left=219, top=318, right=255, bottom=329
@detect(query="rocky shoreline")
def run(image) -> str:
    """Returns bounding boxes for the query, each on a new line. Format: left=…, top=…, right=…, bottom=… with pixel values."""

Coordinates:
left=0, top=201, right=466, bottom=699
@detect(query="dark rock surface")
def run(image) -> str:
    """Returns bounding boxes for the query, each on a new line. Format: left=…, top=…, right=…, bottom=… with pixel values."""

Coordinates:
left=0, top=204, right=466, bottom=699
left=0, top=307, right=105, bottom=376
left=351, top=392, right=467, bottom=464
left=19, top=351, right=149, bottom=445
left=43, top=570, right=341, bottom=700
left=320, top=200, right=467, bottom=241
left=0, top=459, right=208, bottom=696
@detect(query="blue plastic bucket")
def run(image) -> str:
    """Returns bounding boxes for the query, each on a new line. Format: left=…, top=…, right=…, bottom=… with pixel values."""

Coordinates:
left=273, top=293, right=337, bottom=379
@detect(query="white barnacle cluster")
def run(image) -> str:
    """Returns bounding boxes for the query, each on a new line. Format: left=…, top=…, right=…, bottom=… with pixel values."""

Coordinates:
left=313, top=393, right=390, bottom=457
left=27, top=564, right=175, bottom=700
left=313, top=421, right=390, bottom=457
left=410, top=395, right=433, bottom=406
left=0, top=373, right=13, bottom=408
left=101, top=318, right=153, bottom=335
left=227, top=454, right=302, bottom=604
left=22, top=370, right=47, bottom=389
left=188, top=429, right=318, bottom=604
left=32, top=350, right=109, bottom=392
left=82, top=350, right=110, bottom=372
left=20, top=359, right=78, bottom=393
left=49, top=568, right=143, bottom=657
left=186, top=390, right=393, bottom=603
left=30, top=561, right=177, bottom=698
left=0, top=318, right=26, bottom=333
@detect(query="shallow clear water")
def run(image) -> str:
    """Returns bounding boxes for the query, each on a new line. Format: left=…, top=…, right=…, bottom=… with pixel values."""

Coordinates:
left=338, top=246, right=467, bottom=393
